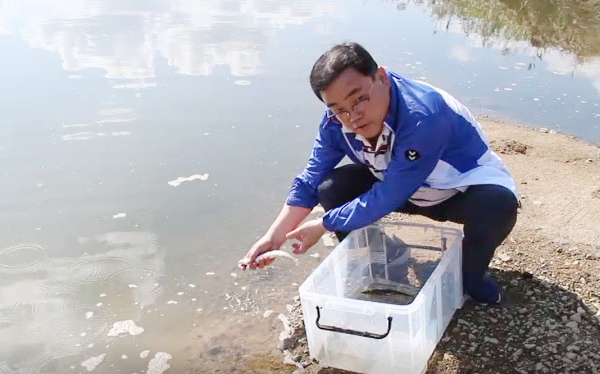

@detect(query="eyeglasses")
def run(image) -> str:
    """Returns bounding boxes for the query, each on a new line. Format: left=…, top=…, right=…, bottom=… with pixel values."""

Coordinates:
left=326, top=81, right=375, bottom=123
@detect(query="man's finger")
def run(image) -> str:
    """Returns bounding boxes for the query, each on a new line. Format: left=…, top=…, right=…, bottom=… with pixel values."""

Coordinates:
left=292, top=242, right=307, bottom=254
left=285, top=228, right=302, bottom=240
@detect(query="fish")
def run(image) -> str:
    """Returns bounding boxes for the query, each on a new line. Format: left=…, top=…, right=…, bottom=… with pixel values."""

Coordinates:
left=238, top=249, right=298, bottom=270
left=255, top=249, right=298, bottom=263
left=361, top=282, right=420, bottom=297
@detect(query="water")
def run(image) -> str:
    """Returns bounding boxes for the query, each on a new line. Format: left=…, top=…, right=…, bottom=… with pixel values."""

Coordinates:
left=0, top=0, right=599, bottom=372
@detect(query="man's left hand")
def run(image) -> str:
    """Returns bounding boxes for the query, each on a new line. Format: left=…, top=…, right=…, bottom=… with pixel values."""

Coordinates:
left=285, top=218, right=327, bottom=254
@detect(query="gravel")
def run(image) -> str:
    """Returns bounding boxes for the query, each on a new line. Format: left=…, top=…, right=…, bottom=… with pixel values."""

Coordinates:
left=276, top=225, right=600, bottom=374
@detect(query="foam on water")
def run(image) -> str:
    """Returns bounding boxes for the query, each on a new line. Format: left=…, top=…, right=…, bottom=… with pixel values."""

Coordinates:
left=167, top=174, right=209, bottom=186
left=80, top=353, right=106, bottom=372
left=147, top=352, right=172, bottom=374
left=107, top=320, right=144, bottom=337
left=321, top=234, right=336, bottom=247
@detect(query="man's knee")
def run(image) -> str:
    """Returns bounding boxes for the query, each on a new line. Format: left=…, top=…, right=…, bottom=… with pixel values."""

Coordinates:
left=464, top=185, right=519, bottom=235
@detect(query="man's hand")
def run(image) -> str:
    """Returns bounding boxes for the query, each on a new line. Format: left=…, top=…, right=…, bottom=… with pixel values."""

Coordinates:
left=285, top=218, right=327, bottom=254
left=238, top=235, right=281, bottom=270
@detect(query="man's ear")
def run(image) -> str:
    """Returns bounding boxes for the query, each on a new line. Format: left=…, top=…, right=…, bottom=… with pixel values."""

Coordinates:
left=375, top=66, right=389, bottom=85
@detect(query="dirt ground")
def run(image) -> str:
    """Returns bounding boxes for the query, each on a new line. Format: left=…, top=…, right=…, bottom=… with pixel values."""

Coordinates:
left=187, top=117, right=600, bottom=373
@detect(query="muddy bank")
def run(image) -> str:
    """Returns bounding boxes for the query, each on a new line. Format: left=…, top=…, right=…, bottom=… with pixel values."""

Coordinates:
left=276, top=118, right=600, bottom=374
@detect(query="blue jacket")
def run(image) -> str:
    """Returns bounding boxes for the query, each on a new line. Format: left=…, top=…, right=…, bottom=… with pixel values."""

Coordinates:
left=285, top=70, right=518, bottom=232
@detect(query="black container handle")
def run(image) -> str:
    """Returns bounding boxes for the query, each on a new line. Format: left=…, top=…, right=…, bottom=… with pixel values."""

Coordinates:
left=315, top=306, right=393, bottom=340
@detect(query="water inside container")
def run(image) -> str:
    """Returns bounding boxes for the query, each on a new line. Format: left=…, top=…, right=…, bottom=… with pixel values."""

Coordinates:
left=344, top=226, right=444, bottom=306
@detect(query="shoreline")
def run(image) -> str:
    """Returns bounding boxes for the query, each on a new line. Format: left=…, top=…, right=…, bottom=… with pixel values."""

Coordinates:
left=275, top=116, right=600, bottom=374
left=185, top=116, right=599, bottom=374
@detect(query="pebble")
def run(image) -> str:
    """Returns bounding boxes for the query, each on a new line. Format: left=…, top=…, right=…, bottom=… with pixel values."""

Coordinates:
left=570, top=313, right=582, bottom=323
left=566, top=321, right=579, bottom=331
left=536, top=362, right=545, bottom=371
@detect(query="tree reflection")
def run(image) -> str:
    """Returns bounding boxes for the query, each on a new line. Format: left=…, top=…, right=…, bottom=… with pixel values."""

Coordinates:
left=394, top=0, right=600, bottom=63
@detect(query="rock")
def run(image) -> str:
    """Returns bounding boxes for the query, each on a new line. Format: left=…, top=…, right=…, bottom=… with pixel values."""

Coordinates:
left=570, top=313, right=582, bottom=323
left=283, top=352, right=303, bottom=369
left=566, top=321, right=579, bottom=331
left=536, top=362, right=545, bottom=371
left=512, top=348, right=523, bottom=360
left=484, top=337, right=499, bottom=344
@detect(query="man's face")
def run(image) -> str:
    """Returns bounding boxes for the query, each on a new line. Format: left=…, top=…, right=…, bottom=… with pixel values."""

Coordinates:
left=320, top=67, right=390, bottom=142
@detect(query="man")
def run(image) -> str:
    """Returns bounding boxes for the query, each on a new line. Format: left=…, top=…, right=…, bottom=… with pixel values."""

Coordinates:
left=239, top=41, right=519, bottom=305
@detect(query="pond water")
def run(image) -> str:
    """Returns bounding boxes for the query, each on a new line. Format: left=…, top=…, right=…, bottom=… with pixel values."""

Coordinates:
left=0, top=0, right=599, bottom=372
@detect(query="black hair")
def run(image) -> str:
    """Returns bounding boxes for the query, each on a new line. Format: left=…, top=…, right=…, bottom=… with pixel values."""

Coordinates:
left=309, top=41, right=378, bottom=102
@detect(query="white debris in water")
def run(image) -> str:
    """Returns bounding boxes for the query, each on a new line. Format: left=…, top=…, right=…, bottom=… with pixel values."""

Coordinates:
left=96, top=303, right=103, bottom=307
left=100, top=293, right=107, bottom=298
left=85, top=312, right=94, bottom=319
left=129, top=284, right=138, bottom=288
left=191, top=298, right=197, bottom=302
left=188, top=284, right=196, bottom=288
left=177, top=292, right=184, bottom=296
left=263, top=310, right=274, bottom=318
left=147, top=352, right=173, bottom=374
left=122, top=355, right=128, bottom=359
left=167, top=174, right=209, bottom=187
left=113, top=213, right=126, bottom=219
left=81, top=332, right=87, bottom=337
left=234, top=80, right=251, bottom=86
left=321, top=234, right=336, bottom=247
left=81, top=353, right=106, bottom=372
left=310, top=253, right=320, bottom=258
left=230, top=273, right=237, bottom=278
left=107, top=320, right=145, bottom=337
left=140, top=350, right=150, bottom=358
left=206, top=272, right=215, bottom=276
left=166, top=300, right=178, bottom=305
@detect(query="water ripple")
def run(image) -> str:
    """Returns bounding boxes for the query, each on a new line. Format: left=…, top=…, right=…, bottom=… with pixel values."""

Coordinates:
left=0, top=243, right=47, bottom=271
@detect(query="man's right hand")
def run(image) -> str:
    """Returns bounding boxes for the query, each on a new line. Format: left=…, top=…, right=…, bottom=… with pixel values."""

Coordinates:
left=237, top=203, right=313, bottom=271
left=238, top=235, right=282, bottom=270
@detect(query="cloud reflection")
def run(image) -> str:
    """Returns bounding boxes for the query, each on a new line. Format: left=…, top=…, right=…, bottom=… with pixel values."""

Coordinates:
left=0, top=0, right=339, bottom=87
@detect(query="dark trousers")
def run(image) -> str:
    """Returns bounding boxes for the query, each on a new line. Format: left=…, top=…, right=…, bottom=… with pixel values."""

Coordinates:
left=317, top=163, right=519, bottom=286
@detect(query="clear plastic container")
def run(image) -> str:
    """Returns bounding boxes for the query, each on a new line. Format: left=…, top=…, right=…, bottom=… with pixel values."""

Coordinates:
left=299, top=222, right=464, bottom=374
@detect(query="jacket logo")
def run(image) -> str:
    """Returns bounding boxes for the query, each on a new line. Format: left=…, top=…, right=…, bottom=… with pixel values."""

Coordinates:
left=405, top=149, right=420, bottom=161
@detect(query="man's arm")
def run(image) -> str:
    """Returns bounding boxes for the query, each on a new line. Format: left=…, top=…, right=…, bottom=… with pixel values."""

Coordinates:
left=240, top=119, right=345, bottom=268
left=321, top=116, right=450, bottom=232
left=284, top=121, right=346, bottom=209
